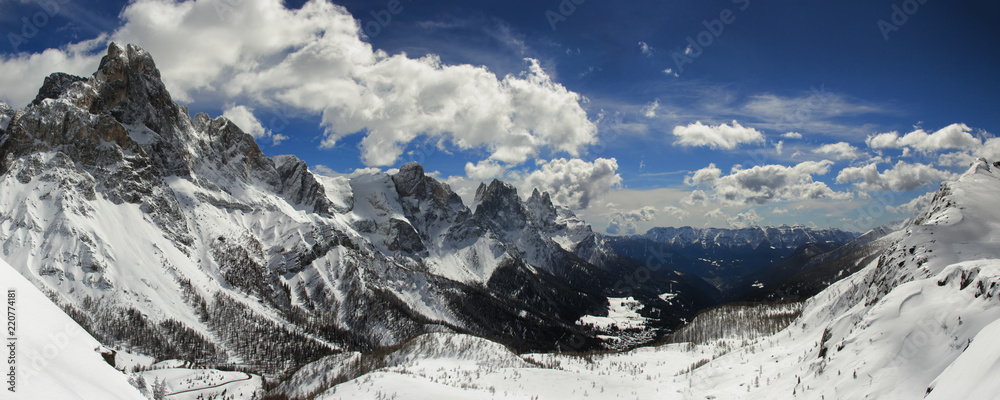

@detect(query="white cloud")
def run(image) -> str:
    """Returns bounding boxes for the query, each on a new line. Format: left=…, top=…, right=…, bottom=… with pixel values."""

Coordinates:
left=221, top=105, right=266, bottom=139
left=464, top=160, right=506, bottom=180
left=641, top=99, right=660, bottom=118
left=772, top=207, right=789, bottom=215
left=866, top=123, right=981, bottom=152
left=685, top=161, right=850, bottom=205
left=684, top=163, right=722, bottom=187
left=672, top=120, right=764, bottom=150
left=886, top=191, right=935, bottom=215
left=727, top=209, right=763, bottom=228
left=350, top=167, right=383, bottom=176
left=663, top=68, right=678, bottom=77
left=978, top=137, right=1000, bottom=161
left=781, top=132, right=803, bottom=139
left=836, top=160, right=955, bottom=192
left=680, top=189, right=709, bottom=206
left=1, top=0, right=597, bottom=167
left=662, top=205, right=689, bottom=220
left=0, top=38, right=105, bottom=108
left=638, top=41, right=654, bottom=57
left=775, top=140, right=784, bottom=155
left=310, top=164, right=338, bottom=176
left=704, top=208, right=725, bottom=219
left=522, top=158, right=622, bottom=209
left=813, top=141, right=862, bottom=160
left=221, top=105, right=286, bottom=146
left=932, top=136, right=1000, bottom=167
left=606, top=206, right=656, bottom=235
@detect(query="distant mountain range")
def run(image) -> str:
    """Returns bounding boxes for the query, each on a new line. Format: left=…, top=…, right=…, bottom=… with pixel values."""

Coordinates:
left=608, top=225, right=859, bottom=298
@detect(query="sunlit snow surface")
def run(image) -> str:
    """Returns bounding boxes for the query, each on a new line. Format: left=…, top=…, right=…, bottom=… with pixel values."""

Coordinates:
left=576, top=297, right=649, bottom=331
left=0, top=258, right=144, bottom=399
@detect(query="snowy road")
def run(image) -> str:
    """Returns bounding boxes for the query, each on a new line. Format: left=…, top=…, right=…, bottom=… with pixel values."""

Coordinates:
left=164, top=372, right=253, bottom=397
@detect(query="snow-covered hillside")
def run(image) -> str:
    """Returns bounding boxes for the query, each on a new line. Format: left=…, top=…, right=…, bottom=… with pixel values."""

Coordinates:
left=296, top=159, right=1000, bottom=399
left=0, top=257, right=144, bottom=399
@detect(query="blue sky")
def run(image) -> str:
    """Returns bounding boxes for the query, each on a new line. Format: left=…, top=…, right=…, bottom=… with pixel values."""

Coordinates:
left=1, top=0, right=998, bottom=234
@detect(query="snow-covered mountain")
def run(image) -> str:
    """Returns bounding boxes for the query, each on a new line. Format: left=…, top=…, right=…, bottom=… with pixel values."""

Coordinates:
left=0, top=42, right=716, bottom=379
left=277, top=160, right=1000, bottom=399
left=641, top=225, right=857, bottom=251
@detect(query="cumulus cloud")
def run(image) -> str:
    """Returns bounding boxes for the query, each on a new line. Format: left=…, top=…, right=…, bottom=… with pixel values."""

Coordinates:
left=683, top=164, right=722, bottom=186
left=704, top=208, right=726, bottom=219
left=221, top=105, right=286, bottom=145
left=662, top=205, right=689, bottom=220
left=680, top=189, right=709, bottom=206
left=464, top=160, right=506, bottom=180
left=0, top=38, right=105, bottom=108
left=931, top=135, right=1000, bottom=167
left=781, top=132, right=803, bottom=139
left=886, top=191, right=935, bottom=215
left=606, top=206, right=656, bottom=235
left=522, top=158, right=622, bottom=209
left=866, top=123, right=981, bottom=153
left=727, top=209, right=763, bottom=228
left=684, top=161, right=848, bottom=205
left=672, top=120, right=764, bottom=150
left=813, top=142, right=862, bottom=160
left=1, top=0, right=597, bottom=167
left=978, top=137, right=1000, bottom=161
left=836, top=160, right=955, bottom=192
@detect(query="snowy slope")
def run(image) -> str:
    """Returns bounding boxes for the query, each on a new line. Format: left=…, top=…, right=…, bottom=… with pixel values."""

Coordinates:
left=0, top=257, right=144, bottom=399
left=301, top=159, right=1000, bottom=399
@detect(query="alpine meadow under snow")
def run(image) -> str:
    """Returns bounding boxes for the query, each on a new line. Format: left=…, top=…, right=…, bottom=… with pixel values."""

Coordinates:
left=1, top=0, right=999, bottom=398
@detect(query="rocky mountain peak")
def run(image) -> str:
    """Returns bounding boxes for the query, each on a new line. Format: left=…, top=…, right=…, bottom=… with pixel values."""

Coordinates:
left=90, top=42, right=184, bottom=135
left=31, top=72, right=87, bottom=106
left=473, top=179, right=530, bottom=230
left=392, top=162, right=427, bottom=198
left=273, top=154, right=334, bottom=215
left=525, top=188, right=557, bottom=224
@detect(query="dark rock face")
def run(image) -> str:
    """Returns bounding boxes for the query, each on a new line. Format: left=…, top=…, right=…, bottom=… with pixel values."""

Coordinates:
left=274, top=154, right=335, bottom=215
left=474, top=179, right=530, bottom=231
left=392, top=161, right=470, bottom=239
left=31, top=72, right=87, bottom=106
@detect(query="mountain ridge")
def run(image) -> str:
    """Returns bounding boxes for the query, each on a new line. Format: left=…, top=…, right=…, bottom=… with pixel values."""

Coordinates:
left=0, top=42, right=716, bottom=377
